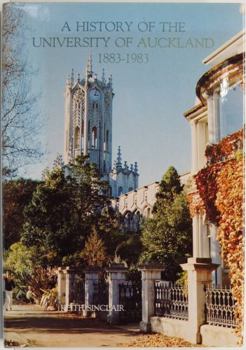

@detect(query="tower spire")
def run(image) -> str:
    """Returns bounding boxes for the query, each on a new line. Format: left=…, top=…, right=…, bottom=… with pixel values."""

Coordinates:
left=108, top=74, right=113, bottom=87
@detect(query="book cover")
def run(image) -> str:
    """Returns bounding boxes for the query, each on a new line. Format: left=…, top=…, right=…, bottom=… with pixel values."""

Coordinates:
left=1, top=1, right=245, bottom=348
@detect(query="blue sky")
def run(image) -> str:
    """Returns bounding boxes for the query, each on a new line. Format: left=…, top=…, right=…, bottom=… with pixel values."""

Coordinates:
left=14, top=2, right=243, bottom=186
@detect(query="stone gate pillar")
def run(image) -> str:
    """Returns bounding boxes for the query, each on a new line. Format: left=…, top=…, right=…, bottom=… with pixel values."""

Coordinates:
left=57, top=267, right=66, bottom=308
left=64, top=266, right=73, bottom=311
left=107, top=263, right=127, bottom=324
left=64, top=266, right=75, bottom=311
left=181, top=257, right=218, bottom=344
left=138, top=264, right=163, bottom=332
left=84, top=268, right=100, bottom=316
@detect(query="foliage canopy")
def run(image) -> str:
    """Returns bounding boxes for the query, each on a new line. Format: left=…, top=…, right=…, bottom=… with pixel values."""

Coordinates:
left=140, top=166, right=192, bottom=280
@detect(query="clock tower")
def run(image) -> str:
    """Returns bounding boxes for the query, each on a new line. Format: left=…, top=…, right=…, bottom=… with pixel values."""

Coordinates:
left=64, top=56, right=113, bottom=176
left=64, top=56, right=139, bottom=197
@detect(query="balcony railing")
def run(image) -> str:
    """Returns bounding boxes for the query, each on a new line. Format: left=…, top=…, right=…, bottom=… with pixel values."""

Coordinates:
left=154, top=280, right=188, bottom=320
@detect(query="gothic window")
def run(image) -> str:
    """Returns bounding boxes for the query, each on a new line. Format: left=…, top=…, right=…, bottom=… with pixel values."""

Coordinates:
left=118, top=186, right=123, bottom=196
left=81, top=120, right=84, bottom=136
left=81, top=120, right=84, bottom=147
left=103, top=160, right=106, bottom=173
left=88, top=121, right=90, bottom=141
left=147, top=207, right=151, bottom=218
left=92, top=127, right=97, bottom=148
left=92, top=102, right=99, bottom=110
left=109, top=186, right=112, bottom=197
left=106, top=130, right=109, bottom=151
left=135, top=211, right=141, bottom=232
left=124, top=212, right=132, bottom=231
left=74, top=126, right=80, bottom=149
left=144, top=191, right=148, bottom=202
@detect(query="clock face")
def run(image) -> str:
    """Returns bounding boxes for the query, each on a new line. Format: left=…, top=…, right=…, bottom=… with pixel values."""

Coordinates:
left=90, top=88, right=100, bottom=101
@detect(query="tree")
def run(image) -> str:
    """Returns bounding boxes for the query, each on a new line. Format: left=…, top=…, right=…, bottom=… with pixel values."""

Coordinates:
left=81, top=228, right=108, bottom=267
left=4, top=242, right=57, bottom=300
left=140, top=166, right=192, bottom=281
left=114, top=232, right=142, bottom=267
left=4, top=242, right=35, bottom=281
left=21, top=155, right=121, bottom=267
left=2, top=4, right=42, bottom=175
left=3, top=178, right=39, bottom=248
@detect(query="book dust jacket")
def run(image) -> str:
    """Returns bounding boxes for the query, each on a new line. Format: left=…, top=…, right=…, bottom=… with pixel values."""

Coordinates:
left=1, top=1, right=245, bottom=348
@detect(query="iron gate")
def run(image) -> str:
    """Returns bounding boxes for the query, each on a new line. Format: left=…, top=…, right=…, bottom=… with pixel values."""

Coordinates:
left=70, top=273, right=85, bottom=304
left=119, top=281, right=142, bottom=323
left=93, top=279, right=108, bottom=305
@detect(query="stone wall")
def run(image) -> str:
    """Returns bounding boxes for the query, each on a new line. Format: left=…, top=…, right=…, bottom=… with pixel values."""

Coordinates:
left=150, top=317, right=239, bottom=347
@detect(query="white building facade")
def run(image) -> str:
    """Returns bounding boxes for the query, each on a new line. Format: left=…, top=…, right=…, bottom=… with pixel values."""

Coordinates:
left=184, top=30, right=244, bottom=285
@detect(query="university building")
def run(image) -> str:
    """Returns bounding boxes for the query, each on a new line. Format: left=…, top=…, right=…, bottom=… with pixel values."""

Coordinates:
left=185, top=30, right=244, bottom=286
left=63, top=56, right=189, bottom=230
left=63, top=56, right=139, bottom=198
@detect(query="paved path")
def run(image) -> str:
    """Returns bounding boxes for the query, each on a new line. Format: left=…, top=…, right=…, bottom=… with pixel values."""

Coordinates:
left=4, top=304, right=140, bottom=347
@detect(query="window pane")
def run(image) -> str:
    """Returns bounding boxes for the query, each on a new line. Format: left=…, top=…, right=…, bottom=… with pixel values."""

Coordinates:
left=220, top=84, right=243, bottom=139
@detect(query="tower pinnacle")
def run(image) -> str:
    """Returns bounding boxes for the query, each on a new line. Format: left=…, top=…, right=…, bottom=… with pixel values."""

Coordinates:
left=116, top=146, right=122, bottom=168
left=108, top=74, right=113, bottom=87
left=86, top=54, right=93, bottom=77
left=71, top=68, right=74, bottom=84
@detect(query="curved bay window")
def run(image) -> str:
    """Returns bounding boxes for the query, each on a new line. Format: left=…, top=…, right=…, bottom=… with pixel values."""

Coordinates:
left=220, top=82, right=243, bottom=139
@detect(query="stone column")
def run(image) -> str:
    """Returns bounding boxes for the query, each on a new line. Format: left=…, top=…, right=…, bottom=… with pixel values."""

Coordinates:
left=192, top=215, right=199, bottom=257
left=138, top=264, right=163, bottom=332
left=64, top=266, right=72, bottom=311
left=181, top=258, right=218, bottom=344
left=57, top=267, right=66, bottom=307
left=207, top=91, right=220, bottom=144
left=213, top=91, right=221, bottom=143
left=207, top=94, right=214, bottom=143
left=84, top=268, right=100, bottom=315
left=200, top=216, right=210, bottom=258
left=197, top=121, right=207, bottom=169
left=191, top=120, right=198, bottom=174
left=107, top=263, right=127, bottom=324
left=193, top=215, right=210, bottom=259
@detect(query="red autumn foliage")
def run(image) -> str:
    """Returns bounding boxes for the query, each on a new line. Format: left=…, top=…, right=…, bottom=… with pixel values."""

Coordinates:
left=188, top=129, right=244, bottom=340
left=205, top=129, right=243, bottom=164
